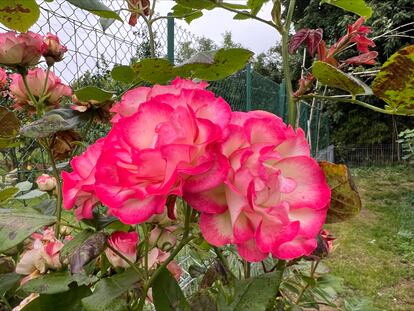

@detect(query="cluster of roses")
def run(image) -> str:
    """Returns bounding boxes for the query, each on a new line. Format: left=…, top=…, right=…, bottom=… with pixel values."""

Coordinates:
left=0, top=31, right=71, bottom=113
left=62, top=78, right=331, bottom=262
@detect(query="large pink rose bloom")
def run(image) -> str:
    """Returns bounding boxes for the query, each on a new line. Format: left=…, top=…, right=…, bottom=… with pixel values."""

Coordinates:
left=184, top=111, right=331, bottom=262
left=62, top=139, right=104, bottom=220
left=10, top=68, right=72, bottom=109
left=0, top=31, right=43, bottom=67
left=93, top=78, right=231, bottom=224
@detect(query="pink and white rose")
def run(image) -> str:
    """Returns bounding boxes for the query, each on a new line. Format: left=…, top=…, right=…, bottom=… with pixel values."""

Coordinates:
left=184, top=111, right=331, bottom=262
left=105, top=231, right=139, bottom=268
left=10, top=68, right=71, bottom=109
left=36, top=173, right=57, bottom=191
left=0, top=31, right=43, bottom=67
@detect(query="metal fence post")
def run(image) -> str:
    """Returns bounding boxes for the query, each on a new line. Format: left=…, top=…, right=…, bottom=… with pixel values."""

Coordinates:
left=167, top=13, right=175, bottom=64
left=246, top=63, right=252, bottom=111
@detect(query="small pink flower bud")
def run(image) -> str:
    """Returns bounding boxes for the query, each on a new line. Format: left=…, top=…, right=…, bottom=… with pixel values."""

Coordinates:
left=36, top=174, right=57, bottom=191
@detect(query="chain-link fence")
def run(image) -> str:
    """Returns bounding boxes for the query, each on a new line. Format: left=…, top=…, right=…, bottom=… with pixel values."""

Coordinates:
left=0, top=0, right=200, bottom=84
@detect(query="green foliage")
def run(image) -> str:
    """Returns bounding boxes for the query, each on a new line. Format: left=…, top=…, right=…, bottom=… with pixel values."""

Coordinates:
left=21, top=285, right=92, bottom=311
left=75, top=86, right=115, bottom=102
left=81, top=268, right=142, bottom=311
left=60, top=229, right=95, bottom=263
left=398, top=129, right=414, bottom=163
left=321, top=0, right=373, bottom=18
left=132, top=48, right=253, bottom=83
left=111, top=66, right=139, bottom=84
left=66, top=0, right=121, bottom=21
left=153, top=268, right=191, bottom=311
left=0, top=0, right=40, bottom=32
left=0, top=209, right=56, bottom=253
left=21, top=272, right=97, bottom=295
left=312, top=61, right=372, bottom=96
left=216, top=270, right=284, bottom=311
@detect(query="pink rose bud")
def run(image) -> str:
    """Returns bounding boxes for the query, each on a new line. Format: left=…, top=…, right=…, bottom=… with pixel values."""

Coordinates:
left=36, top=174, right=57, bottom=191
left=41, top=33, right=68, bottom=66
left=105, top=231, right=138, bottom=268
left=0, top=31, right=43, bottom=67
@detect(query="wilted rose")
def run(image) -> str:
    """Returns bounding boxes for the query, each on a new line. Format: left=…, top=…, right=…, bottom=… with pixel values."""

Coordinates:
left=41, top=33, right=67, bottom=66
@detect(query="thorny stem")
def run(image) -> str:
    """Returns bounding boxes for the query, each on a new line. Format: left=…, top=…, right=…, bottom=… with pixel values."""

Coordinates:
left=295, top=260, right=320, bottom=305
left=21, top=71, right=42, bottom=115
left=136, top=203, right=193, bottom=311
left=283, top=0, right=297, bottom=127
left=299, top=94, right=411, bottom=116
left=44, top=141, right=63, bottom=239
left=40, top=66, right=51, bottom=101
left=107, top=243, right=145, bottom=280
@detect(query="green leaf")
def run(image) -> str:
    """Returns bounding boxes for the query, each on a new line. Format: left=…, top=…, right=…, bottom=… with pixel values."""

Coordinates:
left=75, top=86, right=115, bottom=102
left=60, top=229, right=95, bottom=263
left=0, top=209, right=56, bottom=253
left=247, top=0, right=269, bottom=15
left=0, top=107, right=20, bottom=138
left=320, top=0, right=372, bottom=18
left=153, top=267, right=191, bottom=311
left=0, top=0, right=40, bottom=32
left=312, top=61, right=372, bottom=96
left=319, top=162, right=362, bottom=223
left=132, top=48, right=253, bottom=84
left=22, top=271, right=97, bottom=295
left=99, top=17, right=115, bottom=31
left=111, top=65, right=138, bottom=84
left=171, top=4, right=204, bottom=24
left=0, top=272, right=21, bottom=296
left=21, top=285, right=92, bottom=311
left=217, top=271, right=284, bottom=311
left=132, top=58, right=176, bottom=84
left=14, top=189, right=47, bottom=200
left=0, top=187, right=19, bottom=203
left=81, top=213, right=119, bottom=230
left=179, top=48, right=254, bottom=81
left=222, top=3, right=249, bottom=10
left=81, top=268, right=142, bottom=311
left=32, top=199, right=57, bottom=216
left=69, top=232, right=107, bottom=273
left=66, top=0, right=122, bottom=21
left=15, top=181, right=33, bottom=192
left=372, top=45, right=414, bottom=114
left=175, top=0, right=215, bottom=10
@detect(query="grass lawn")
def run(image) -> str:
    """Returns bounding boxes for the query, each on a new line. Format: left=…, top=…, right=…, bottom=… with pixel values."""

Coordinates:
left=325, top=165, right=414, bottom=311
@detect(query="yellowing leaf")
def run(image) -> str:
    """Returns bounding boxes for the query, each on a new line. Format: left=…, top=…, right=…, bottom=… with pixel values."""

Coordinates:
left=319, top=161, right=362, bottom=223
left=321, top=0, right=372, bottom=18
left=0, top=0, right=40, bottom=32
left=372, top=45, right=414, bottom=114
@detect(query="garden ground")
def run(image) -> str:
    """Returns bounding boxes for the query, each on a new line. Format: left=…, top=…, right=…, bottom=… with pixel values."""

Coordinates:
left=325, top=165, right=414, bottom=311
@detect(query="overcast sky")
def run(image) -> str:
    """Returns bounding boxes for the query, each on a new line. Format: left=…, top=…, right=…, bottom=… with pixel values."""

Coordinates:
left=155, top=1, right=280, bottom=55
